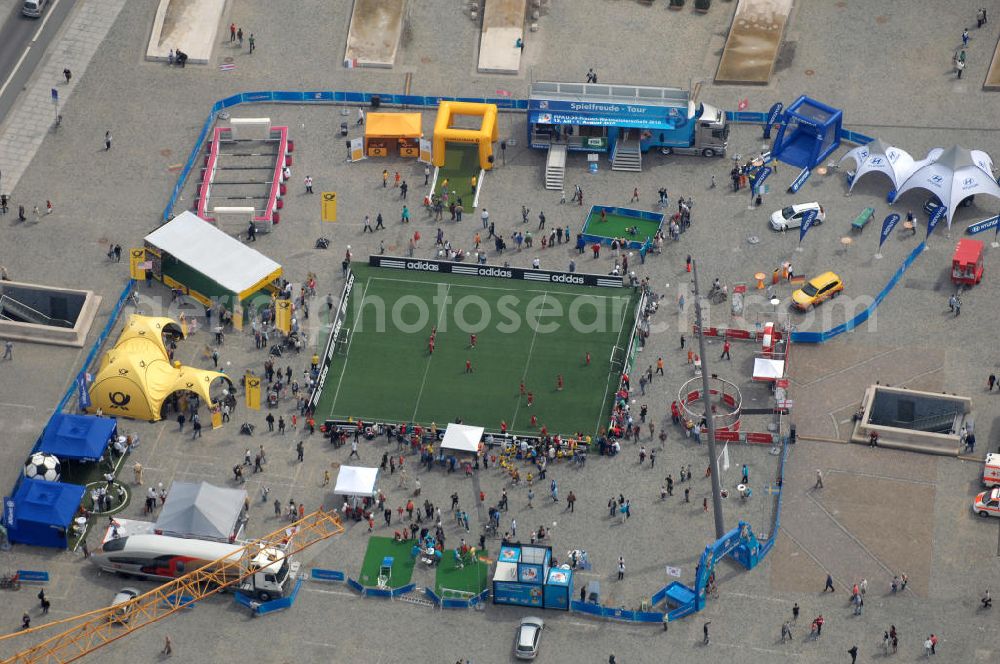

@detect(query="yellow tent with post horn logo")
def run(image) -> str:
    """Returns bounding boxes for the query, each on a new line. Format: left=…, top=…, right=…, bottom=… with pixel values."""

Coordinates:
left=86, top=314, right=233, bottom=422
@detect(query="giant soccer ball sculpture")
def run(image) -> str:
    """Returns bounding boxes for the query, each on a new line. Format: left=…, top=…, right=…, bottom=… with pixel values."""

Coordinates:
left=24, top=453, right=61, bottom=482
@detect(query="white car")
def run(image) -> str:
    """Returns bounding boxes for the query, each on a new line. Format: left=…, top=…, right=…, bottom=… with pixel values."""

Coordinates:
left=770, top=203, right=826, bottom=231
left=973, top=487, right=1000, bottom=518
left=514, top=616, right=545, bottom=659
left=109, top=587, right=139, bottom=624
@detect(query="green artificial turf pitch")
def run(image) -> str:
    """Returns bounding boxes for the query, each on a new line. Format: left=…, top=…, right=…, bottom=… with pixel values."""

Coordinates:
left=435, top=551, right=490, bottom=596
left=358, top=536, right=416, bottom=588
left=315, top=266, right=638, bottom=436
left=434, top=143, right=481, bottom=206
left=582, top=209, right=662, bottom=243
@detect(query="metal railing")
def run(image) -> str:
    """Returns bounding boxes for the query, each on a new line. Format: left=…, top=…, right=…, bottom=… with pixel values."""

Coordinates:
left=0, top=294, right=74, bottom=328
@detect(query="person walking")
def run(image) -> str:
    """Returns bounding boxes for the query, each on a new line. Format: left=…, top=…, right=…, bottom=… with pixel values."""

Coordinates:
left=989, top=374, right=996, bottom=391
left=720, top=340, right=731, bottom=360
left=823, top=573, right=835, bottom=592
left=566, top=490, right=576, bottom=512
left=2, top=340, right=12, bottom=360
left=357, top=107, right=365, bottom=127
left=230, top=23, right=236, bottom=42
left=617, top=556, right=625, bottom=580
left=423, top=165, right=430, bottom=185
left=248, top=33, right=255, bottom=54
left=703, top=621, right=711, bottom=645
left=963, top=28, right=970, bottom=46
left=104, top=131, right=112, bottom=151
left=162, top=636, right=173, bottom=655
left=815, top=469, right=824, bottom=488
left=304, top=175, right=313, bottom=193
left=792, top=602, right=800, bottom=622
left=63, top=68, right=72, bottom=84
left=349, top=439, right=360, bottom=459
left=848, top=645, right=858, bottom=663
left=781, top=621, right=792, bottom=643
left=296, top=440, right=304, bottom=462
left=956, top=57, right=966, bottom=78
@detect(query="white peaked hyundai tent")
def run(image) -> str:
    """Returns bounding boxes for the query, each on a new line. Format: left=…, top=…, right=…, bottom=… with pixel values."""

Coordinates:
left=895, top=146, right=1000, bottom=228
left=153, top=481, right=247, bottom=542
left=840, top=139, right=915, bottom=192
left=441, top=423, right=485, bottom=455
left=334, top=466, right=379, bottom=497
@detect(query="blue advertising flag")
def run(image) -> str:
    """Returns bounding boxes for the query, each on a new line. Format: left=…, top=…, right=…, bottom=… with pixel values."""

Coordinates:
left=77, top=372, right=91, bottom=410
left=751, top=166, right=772, bottom=195
left=766, top=102, right=784, bottom=128
left=3, top=497, right=13, bottom=529
left=788, top=167, right=812, bottom=194
left=926, top=205, right=947, bottom=239
left=878, top=213, right=901, bottom=250
left=965, top=215, right=1000, bottom=235
left=798, top=209, right=819, bottom=244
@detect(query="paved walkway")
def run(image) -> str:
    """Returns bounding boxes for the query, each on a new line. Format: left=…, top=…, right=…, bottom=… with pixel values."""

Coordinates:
left=0, top=0, right=127, bottom=196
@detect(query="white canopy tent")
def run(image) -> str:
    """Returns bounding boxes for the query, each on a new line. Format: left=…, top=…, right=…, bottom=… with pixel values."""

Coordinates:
left=441, top=423, right=485, bottom=455
left=895, top=146, right=1000, bottom=228
left=839, top=139, right=916, bottom=192
left=334, top=466, right=379, bottom=497
left=752, top=358, right=785, bottom=382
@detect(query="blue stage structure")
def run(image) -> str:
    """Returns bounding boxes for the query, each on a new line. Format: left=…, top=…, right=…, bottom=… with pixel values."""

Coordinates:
left=771, top=96, right=843, bottom=170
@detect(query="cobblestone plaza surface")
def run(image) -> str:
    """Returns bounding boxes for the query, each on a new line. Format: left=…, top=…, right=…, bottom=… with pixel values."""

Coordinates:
left=0, top=1, right=999, bottom=662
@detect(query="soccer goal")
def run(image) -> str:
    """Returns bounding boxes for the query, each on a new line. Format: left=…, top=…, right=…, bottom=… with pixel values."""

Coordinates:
left=609, top=345, right=626, bottom=373
left=334, top=327, right=351, bottom=355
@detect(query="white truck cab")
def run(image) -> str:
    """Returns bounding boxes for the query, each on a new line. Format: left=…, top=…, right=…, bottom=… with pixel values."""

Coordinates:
left=239, top=547, right=300, bottom=601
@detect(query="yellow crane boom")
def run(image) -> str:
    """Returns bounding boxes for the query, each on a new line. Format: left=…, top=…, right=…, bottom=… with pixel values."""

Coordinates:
left=0, top=509, right=343, bottom=664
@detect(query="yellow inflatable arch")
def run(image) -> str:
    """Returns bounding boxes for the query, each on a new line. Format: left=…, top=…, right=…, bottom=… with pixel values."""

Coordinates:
left=432, top=101, right=499, bottom=170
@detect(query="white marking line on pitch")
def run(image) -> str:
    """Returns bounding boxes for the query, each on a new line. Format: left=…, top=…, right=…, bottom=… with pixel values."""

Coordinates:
left=593, top=296, right=631, bottom=434
left=410, top=283, right=452, bottom=422
left=0, top=402, right=37, bottom=409
left=510, top=291, right=547, bottom=427
left=329, top=277, right=371, bottom=413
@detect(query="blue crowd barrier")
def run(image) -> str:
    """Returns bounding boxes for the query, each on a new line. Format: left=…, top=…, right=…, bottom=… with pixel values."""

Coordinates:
left=790, top=242, right=925, bottom=344
left=424, top=587, right=441, bottom=605
left=15, top=570, right=49, bottom=583
left=310, top=568, right=345, bottom=582
left=650, top=586, right=669, bottom=606
left=391, top=583, right=416, bottom=598
left=345, top=577, right=365, bottom=594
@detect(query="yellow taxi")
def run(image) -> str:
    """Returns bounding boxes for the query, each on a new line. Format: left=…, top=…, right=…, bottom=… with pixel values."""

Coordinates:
left=791, top=271, right=844, bottom=310
left=973, top=487, right=1000, bottom=518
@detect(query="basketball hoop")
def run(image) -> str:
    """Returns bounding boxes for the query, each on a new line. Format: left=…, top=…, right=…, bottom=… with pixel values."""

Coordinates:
left=678, top=375, right=742, bottom=432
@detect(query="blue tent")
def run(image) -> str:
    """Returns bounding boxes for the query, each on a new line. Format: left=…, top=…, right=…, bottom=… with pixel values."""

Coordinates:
left=771, top=96, right=843, bottom=170
left=5, top=479, right=86, bottom=548
left=36, top=414, right=116, bottom=462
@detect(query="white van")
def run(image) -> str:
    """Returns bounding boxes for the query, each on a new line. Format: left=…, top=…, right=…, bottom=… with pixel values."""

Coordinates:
left=984, top=453, right=1000, bottom=488
left=22, top=0, right=48, bottom=17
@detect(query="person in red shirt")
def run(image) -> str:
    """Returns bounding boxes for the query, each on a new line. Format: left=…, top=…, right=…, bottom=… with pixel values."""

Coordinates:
left=556, top=374, right=564, bottom=391
left=428, top=338, right=435, bottom=354
left=540, top=425, right=548, bottom=437
left=527, top=392, right=534, bottom=407
left=721, top=340, right=731, bottom=360
left=465, top=359, right=473, bottom=373
left=530, top=414, right=537, bottom=427
left=500, top=421, right=507, bottom=434
left=519, top=381, right=526, bottom=396
left=470, top=334, right=477, bottom=349
left=585, top=352, right=591, bottom=366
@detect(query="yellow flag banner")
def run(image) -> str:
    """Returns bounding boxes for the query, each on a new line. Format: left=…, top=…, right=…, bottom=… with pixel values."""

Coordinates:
left=275, top=299, right=292, bottom=334
left=245, top=372, right=262, bottom=411
left=128, top=248, right=146, bottom=280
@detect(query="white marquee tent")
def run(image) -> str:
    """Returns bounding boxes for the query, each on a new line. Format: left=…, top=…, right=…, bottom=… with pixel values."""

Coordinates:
left=839, top=139, right=916, bottom=192
left=334, top=466, right=379, bottom=497
left=895, top=145, right=1000, bottom=228
left=441, top=423, right=485, bottom=455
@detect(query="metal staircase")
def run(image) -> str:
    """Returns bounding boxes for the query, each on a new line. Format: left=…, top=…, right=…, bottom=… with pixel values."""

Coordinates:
left=611, top=140, right=642, bottom=172
left=544, top=143, right=566, bottom=190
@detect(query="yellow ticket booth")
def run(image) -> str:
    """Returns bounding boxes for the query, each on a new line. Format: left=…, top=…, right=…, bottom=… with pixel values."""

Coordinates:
left=364, top=113, right=423, bottom=158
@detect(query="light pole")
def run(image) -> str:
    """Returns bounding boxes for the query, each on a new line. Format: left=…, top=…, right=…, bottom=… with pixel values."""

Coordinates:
left=691, top=259, right=726, bottom=539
